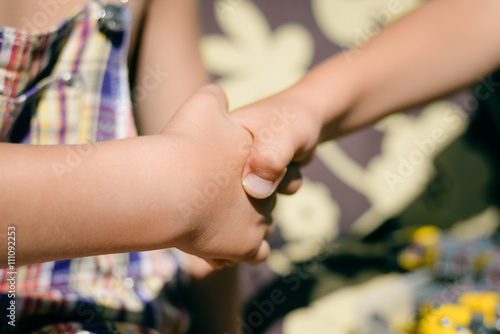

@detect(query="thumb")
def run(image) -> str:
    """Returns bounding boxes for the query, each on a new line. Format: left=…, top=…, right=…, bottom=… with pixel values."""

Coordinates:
left=242, top=140, right=293, bottom=199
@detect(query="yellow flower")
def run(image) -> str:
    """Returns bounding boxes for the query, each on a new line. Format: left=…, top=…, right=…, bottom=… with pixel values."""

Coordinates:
left=312, top=0, right=422, bottom=48
left=202, top=0, right=314, bottom=109
left=268, top=178, right=339, bottom=269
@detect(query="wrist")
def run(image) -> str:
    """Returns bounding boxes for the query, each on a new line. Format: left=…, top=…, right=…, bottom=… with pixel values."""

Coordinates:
left=277, top=89, right=324, bottom=156
left=98, top=134, right=190, bottom=251
left=286, top=54, right=364, bottom=142
left=245, top=88, right=324, bottom=160
left=139, top=134, right=197, bottom=247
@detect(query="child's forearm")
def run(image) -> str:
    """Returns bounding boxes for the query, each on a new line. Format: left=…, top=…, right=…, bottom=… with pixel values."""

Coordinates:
left=0, top=136, right=186, bottom=267
left=1, top=85, right=275, bottom=268
left=283, top=0, right=500, bottom=140
left=231, top=0, right=500, bottom=199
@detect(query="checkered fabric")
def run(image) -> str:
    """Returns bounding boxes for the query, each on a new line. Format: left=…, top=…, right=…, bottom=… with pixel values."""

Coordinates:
left=0, top=3, right=190, bottom=333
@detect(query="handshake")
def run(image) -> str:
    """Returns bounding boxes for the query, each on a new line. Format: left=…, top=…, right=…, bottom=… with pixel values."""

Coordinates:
left=161, top=85, right=321, bottom=268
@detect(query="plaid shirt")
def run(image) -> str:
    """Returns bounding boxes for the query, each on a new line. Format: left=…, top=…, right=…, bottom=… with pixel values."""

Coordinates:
left=0, top=3, right=190, bottom=333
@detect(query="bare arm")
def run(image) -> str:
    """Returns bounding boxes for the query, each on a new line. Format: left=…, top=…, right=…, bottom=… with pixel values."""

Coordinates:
left=134, top=0, right=209, bottom=135
left=134, top=4, right=240, bottom=333
left=231, top=0, right=500, bottom=198
left=1, top=136, right=187, bottom=266
left=0, top=86, right=273, bottom=268
left=297, top=0, right=500, bottom=139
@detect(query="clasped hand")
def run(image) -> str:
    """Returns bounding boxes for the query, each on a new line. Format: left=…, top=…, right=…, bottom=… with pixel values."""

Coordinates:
left=163, top=85, right=319, bottom=267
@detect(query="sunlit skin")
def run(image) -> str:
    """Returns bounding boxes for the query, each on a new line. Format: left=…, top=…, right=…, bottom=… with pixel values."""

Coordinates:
left=233, top=0, right=500, bottom=200
left=2, top=0, right=500, bottom=331
left=0, top=2, right=253, bottom=332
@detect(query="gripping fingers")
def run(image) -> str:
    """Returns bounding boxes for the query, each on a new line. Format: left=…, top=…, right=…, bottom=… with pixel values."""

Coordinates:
left=276, top=163, right=302, bottom=195
left=244, top=240, right=271, bottom=266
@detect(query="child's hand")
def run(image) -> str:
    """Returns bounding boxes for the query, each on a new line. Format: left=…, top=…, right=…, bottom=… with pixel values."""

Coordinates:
left=161, top=85, right=275, bottom=266
left=0, top=85, right=274, bottom=267
left=230, top=96, right=322, bottom=199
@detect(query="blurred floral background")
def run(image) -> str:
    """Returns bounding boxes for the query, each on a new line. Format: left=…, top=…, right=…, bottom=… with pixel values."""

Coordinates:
left=200, top=1, right=500, bottom=333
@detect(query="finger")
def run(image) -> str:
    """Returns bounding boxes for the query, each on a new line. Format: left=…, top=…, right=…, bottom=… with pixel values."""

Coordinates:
left=207, top=258, right=228, bottom=270
left=220, top=260, right=237, bottom=268
left=202, top=258, right=219, bottom=270
left=186, top=255, right=221, bottom=278
left=295, top=146, right=317, bottom=167
left=242, top=147, right=290, bottom=199
left=198, top=84, right=229, bottom=111
left=276, top=163, right=303, bottom=195
left=264, top=223, right=275, bottom=240
left=230, top=110, right=295, bottom=199
left=244, top=240, right=271, bottom=265
left=208, top=258, right=236, bottom=269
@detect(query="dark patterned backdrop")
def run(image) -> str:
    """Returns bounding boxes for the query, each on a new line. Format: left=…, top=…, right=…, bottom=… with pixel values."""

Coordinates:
left=199, top=2, right=500, bottom=333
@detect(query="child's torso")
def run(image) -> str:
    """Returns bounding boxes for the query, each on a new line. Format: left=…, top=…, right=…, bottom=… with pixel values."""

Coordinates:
left=0, top=0, right=149, bottom=53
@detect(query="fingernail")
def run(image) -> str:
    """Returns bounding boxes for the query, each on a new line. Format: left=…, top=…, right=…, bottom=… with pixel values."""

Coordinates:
left=243, top=174, right=274, bottom=198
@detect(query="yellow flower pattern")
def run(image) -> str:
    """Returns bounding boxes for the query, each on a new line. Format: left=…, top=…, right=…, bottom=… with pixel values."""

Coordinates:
left=203, top=0, right=314, bottom=109
left=200, top=1, right=494, bottom=333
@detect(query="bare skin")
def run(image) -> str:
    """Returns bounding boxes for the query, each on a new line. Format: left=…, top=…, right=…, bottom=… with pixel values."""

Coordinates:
left=0, top=0, right=148, bottom=53
left=0, top=84, right=273, bottom=266
left=0, top=0, right=209, bottom=134
left=232, top=0, right=500, bottom=199
left=1, top=1, right=271, bottom=264
left=0, top=2, right=254, bottom=333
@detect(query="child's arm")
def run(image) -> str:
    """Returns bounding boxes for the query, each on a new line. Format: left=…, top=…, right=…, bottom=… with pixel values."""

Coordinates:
left=133, top=0, right=210, bottom=136
left=0, top=85, right=273, bottom=268
left=231, top=0, right=500, bottom=199
left=133, top=4, right=241, bottom=333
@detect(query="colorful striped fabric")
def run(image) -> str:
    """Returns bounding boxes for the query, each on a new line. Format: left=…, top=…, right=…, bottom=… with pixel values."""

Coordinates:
left=0, top=2, right=190, bottom=333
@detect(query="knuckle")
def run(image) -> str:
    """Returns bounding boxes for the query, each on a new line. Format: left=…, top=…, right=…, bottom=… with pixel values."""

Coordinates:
left=197, top=84, right=227, bottom=107
left=203, top=83, right=224, bottom=95
left=192, top=91, right=221, bottom=110
left=250, top=149, right=286, bottom=178
left=264, top=224, right=275, bottom=240
left=235, top=234, right=262, bottom=261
